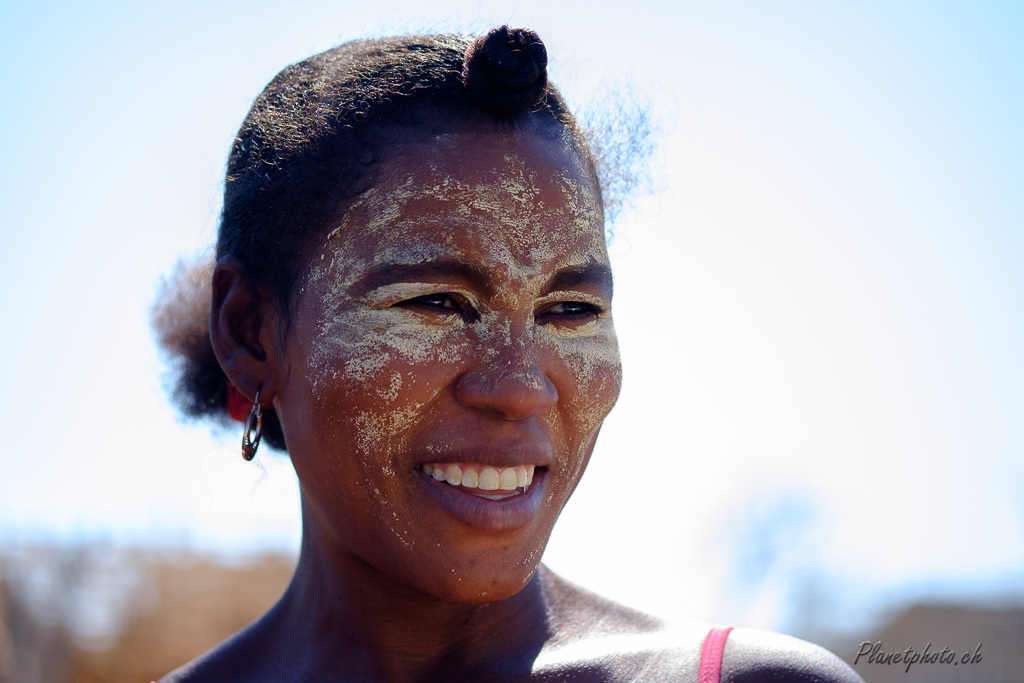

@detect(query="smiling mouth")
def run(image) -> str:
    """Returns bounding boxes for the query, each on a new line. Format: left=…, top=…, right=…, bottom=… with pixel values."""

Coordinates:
left=420, top=463, right=535, bottom=499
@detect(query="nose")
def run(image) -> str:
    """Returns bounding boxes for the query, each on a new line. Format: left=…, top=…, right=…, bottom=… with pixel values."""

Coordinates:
left=454, top=336, right=558, bottom=420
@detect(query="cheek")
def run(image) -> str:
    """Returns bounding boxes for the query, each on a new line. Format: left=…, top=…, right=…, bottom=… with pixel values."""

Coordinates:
left=540, top=318, right=623, bottom=438
left=303, top=307, right=472, bottom=463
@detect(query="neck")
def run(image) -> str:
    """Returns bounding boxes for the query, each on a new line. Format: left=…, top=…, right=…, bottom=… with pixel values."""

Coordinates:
left=260, top=503, right=552, bottom=682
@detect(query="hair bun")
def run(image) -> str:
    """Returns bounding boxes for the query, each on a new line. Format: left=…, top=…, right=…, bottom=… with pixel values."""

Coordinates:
left=463, top=26, right=549, bottom=115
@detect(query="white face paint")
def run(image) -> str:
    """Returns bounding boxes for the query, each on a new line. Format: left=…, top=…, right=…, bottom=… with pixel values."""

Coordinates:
left=275, top=127, right=622, bottom=604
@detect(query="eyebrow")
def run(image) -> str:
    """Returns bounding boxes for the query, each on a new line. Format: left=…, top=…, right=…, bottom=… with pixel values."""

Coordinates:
left=350, top=260, right=494, bottom=297
left=542, top=263, right=614, bottom=299
left=350, top=259, right=613, bottom=300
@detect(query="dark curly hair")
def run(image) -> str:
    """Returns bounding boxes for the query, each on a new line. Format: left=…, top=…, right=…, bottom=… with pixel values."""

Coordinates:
left=153, top=26, right=644, bottom=452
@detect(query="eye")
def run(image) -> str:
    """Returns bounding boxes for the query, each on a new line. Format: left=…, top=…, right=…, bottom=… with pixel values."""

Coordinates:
left=399, top=293, right=479, bottom=321
left=536, top=300, right=602, bottom=326
left=406, top=293, right=459, bottom=310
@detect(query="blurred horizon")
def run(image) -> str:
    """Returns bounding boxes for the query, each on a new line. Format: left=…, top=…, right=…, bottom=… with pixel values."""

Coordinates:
left=3, top=542, right=1018, bottom=681
left=1, top=0, right=1022, bottom=655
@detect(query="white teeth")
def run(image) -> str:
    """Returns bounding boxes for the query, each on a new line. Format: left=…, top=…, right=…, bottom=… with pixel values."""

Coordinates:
left=479, top=467, right=500, bottom=490
left=423, top=463, right=537, bottom=492
left=498, top=468, right=518, bottom=490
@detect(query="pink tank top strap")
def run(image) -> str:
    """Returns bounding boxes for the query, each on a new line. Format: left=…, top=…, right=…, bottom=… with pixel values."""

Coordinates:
left=698, top=626, right=734, bottom=683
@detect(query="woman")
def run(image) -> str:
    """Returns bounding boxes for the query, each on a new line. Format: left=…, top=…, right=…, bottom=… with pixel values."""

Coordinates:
left=155, top=26, right=862, bottom=682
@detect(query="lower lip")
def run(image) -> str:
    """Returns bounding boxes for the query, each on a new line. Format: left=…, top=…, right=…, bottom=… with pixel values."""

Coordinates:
left=416, top=469, right=546, bottom=531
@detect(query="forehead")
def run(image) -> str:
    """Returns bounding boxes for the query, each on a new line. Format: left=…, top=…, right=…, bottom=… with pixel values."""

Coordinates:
left=324, top=129, right=608, bottom=280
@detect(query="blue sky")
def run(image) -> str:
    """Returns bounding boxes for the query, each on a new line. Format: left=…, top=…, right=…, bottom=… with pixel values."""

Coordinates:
left=1, top=0, right=1022, bottom=634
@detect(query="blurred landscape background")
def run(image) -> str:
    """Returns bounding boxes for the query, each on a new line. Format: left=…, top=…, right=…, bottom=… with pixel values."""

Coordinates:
left=2, top=544, right=1022, bottom=682
left=2, top=1, right=1022, bottom=682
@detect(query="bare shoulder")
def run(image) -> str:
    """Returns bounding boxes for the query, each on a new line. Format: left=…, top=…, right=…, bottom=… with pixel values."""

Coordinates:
left=537, top=565, right=708, bottom=643
left=535, top=568, right=863, bottom=683
left=156, top=614, right=279, bottom=683
left=533, top=567, right=709, bottom=679
left=156, top=639, right=248, bottom=683
left=722, top=628, right=864, bottom=683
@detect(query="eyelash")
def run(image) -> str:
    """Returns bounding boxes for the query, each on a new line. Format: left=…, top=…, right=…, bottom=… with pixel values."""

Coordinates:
left=400, top=294, right=602, bottom=324
left=401, top=293, right=477, bottom=321
left=405, top=293, right=461, bottom=311
left=536, top=301, right=602, bottom=323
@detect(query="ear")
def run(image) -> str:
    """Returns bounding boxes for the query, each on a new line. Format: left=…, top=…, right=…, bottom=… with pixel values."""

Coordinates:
left=209, top=258, right=282, bottom=405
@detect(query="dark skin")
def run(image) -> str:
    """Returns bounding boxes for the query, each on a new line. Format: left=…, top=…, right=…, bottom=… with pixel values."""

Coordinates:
left=166, top=127, right=863, bottom=682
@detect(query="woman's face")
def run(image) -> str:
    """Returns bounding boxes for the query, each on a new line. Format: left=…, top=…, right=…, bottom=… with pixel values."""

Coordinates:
left=274, top=126, right=622, bottom=603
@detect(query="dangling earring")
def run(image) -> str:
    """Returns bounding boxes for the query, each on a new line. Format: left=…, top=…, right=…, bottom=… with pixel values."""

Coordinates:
left=241, top=389, right=263, bottom=461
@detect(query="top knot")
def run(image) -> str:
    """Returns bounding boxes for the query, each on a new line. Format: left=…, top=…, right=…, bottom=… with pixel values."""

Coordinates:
left=463, top=26, right=549, bottom=115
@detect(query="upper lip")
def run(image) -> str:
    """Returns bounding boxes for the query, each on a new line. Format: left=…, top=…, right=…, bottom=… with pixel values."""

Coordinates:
left=413, top=442, right=555, bottom=469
